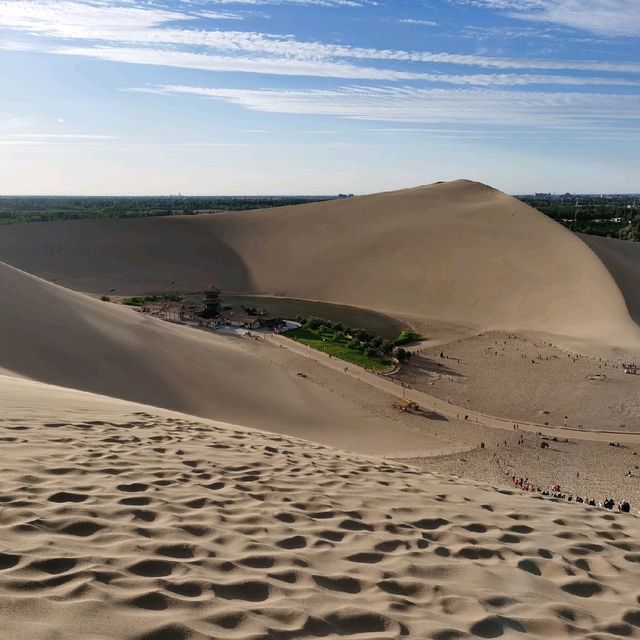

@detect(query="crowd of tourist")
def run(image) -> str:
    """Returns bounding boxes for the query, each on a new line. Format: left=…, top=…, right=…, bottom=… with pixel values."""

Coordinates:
left=511, top=476, right=632, bottom=513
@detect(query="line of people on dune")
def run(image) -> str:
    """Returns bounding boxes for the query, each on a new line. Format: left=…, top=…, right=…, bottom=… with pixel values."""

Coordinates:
left=512, top=477, right=632, bottom=513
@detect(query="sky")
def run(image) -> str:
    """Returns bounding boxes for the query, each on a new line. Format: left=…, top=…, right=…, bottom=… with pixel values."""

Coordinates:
left=0, top=0, right=639, bottom=195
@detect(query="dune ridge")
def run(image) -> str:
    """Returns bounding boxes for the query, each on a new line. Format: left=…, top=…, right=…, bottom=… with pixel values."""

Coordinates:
left=0, top=180, right=637, bottom=347
left=1, top=374, right=640, bottom=640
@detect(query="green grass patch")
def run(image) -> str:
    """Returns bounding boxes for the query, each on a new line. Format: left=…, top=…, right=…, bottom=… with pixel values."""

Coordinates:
left=122, top=296, right=147, bottom=307
left=394, top=331, right=425, bottom=346
left=286, top=325, right=392, bottom=371
left=122, top=293, right=182, bottom=306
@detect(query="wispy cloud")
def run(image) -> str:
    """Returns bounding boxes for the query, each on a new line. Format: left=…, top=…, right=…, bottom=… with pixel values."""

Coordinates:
left=2, top=133, right=118, bottom=139
left=0, top=133, right=120, bottom=147
left=397, top=18, right=438, bottom=27
left=196, top=10, right=245, bottom=20
left=461, top=1, right=640, bottom=37
left=138, top=84, right=640, bottom=129
left=0, top=0, right=638, bottom=83
left=30, top=42, right=633, bottom=85
left=198, top=0, right=376, bottom=5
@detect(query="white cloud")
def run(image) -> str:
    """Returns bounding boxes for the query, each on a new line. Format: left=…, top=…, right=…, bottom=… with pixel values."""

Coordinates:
left=197, top=10, right=245, bottom=19
left=34, top=43, right=637, bottom=85
left=0, top=133, right=120, bottom=147
left=397, top=18, right=438, bottom=26
left=3, top=133, right=118, bottom=139
left=0, top=1, right=189, bottom=35
left=199, top=0, right=375, bottom=6
left=54, top=45, right=437, bottom=80
left=463, top=0, right=640, bottom=37
left=139, top=84, right=640, bottom=128
left=0, top=0, right=638, bottom=80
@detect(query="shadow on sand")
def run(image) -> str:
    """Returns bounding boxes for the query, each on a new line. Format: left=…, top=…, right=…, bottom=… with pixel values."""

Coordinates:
left=395, top=355, right=464, bottom=380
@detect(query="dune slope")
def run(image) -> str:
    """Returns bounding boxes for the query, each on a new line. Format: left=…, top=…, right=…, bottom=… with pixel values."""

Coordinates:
left=0, top=180, right=636, bottom=346
left=1, top=374, right=640, bottom=640
left=0, top=260, right=436, bottom=455
left=580, top=233, right=640, bottom=327
left=0, top=377, right=640, bottom=640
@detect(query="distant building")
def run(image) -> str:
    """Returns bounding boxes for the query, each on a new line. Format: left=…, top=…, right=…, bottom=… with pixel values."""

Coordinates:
left=201, top=283, right=222, bottom=319
left=222, top=310, right=261, bottom=329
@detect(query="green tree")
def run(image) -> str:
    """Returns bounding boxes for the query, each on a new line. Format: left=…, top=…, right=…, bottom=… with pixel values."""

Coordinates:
left=381, top=340, right=395, bottom=355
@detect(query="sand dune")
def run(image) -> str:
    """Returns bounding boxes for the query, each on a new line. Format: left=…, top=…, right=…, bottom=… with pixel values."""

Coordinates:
left=2, top=183, right=640, bottom=638
left=580, top=233, right=640, bottom=327
left=1, top=373, right=640, bottom=640
left=0, top=260, right=442, bottom=456
left=0, top=180, right=636, bottom=347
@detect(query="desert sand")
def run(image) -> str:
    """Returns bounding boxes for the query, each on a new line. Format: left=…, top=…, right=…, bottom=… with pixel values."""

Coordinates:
left=0, top=260, right=453, bottom=456
left=0, top=180, right=638, bottom=349
left=2, top=374, right=640, bottom=640
left=3, top=180, right=640, bottom=638
left=581, top=233, right=640, bottom=326
left=394, top=330, right=640, bottom=433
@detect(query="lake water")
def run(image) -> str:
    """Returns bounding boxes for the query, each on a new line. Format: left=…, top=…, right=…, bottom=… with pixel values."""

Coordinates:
left=223, top=295, right=408, bottom=339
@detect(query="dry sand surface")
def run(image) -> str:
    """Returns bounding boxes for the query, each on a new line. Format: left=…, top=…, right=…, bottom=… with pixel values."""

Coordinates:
left=3, top=375, right=640, bottom=640
left=0, top=260, right=453, bottom=456
left=409, top=426, right=640, bottom=512
left=4, top=180, right=640, bottom=637
left=394, top=330, right=640, bottom=433
left=0, top=180, right=638, bottom=348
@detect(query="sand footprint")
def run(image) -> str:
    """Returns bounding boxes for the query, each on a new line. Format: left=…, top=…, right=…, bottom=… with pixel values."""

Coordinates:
left=48, top=492, right=88, bottom=503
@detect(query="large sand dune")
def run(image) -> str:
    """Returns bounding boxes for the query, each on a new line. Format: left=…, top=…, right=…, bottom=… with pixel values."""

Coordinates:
left=1, top=374, right=640, bottom=640
left=0, top=260, right=440, bottom=455
left=2, top=183, right=640, bottom=638
left=0, top=180, right=636, bottom=347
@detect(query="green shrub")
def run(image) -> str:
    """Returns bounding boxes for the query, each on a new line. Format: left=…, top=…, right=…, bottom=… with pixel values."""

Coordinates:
left=394, top=331, right=425, bottom=346
left=353, top=329, right=372, bottom=342
left=122, top=296, right=146, bottom=306
left=122, top=293, right=181, bottom=307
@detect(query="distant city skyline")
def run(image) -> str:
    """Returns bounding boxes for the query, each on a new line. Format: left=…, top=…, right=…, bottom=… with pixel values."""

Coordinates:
left=0, top=0, right=638, bottom=195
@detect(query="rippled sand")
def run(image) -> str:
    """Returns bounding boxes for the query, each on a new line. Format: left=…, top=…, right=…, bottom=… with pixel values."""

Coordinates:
left=1, top=378, right=640, bottom=640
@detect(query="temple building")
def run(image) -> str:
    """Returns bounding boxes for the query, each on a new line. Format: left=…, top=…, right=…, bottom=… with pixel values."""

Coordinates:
left=201, top=283, right=221, bottom=319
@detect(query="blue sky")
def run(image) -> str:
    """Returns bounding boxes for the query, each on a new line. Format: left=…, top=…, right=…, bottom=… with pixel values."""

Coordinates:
left=0, top=0, right=638, bottom=194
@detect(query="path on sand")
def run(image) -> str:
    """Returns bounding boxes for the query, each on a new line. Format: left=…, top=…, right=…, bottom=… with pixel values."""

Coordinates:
left=264, top=333, right=640, bottom=446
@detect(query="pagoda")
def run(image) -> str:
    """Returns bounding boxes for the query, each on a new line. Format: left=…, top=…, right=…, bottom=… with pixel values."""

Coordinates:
left=201, top=283, right=221, bottom=318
